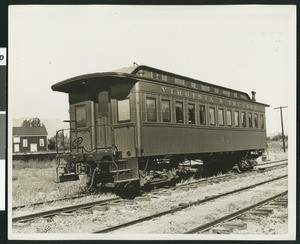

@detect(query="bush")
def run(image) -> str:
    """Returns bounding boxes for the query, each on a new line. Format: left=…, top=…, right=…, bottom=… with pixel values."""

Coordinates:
left=270, top=133, right=288, bottom=141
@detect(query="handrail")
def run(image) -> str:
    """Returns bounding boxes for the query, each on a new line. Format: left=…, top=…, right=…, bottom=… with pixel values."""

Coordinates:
left=55, top=123, right=116, bottom=154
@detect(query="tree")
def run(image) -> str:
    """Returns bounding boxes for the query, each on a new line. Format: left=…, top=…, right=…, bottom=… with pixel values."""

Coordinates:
left=48, top=132, right=70, bottom=151
left=22, top=117, right=45, bottom=127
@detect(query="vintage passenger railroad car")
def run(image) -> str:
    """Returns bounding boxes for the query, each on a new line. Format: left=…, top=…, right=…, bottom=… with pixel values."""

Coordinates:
left=52, top=64, right=268, bottom=190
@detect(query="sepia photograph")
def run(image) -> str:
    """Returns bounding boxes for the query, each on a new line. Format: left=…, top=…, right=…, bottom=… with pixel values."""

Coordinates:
left=8, top=4, right=296, bottom=240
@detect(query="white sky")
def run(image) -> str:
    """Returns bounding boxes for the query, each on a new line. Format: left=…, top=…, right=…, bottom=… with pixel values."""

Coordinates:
left=8, top=5, right=296, bottom=136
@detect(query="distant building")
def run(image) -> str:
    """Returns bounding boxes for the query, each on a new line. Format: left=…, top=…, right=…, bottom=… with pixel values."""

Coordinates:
left=12, top=127, right=48, bottom=153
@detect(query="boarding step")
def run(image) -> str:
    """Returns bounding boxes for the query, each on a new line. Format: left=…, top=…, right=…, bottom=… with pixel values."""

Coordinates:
left=110, top=169, right=132, bottom=174
left=59, top=173, right=80, bottom=182
left=110, top=160, right=128, bottom=171
left=114, top=178, right=140, bottom=184
left=113, top=170, right=133, bottom=181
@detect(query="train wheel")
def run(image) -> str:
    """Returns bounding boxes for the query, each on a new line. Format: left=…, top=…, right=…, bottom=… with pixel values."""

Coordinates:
left=115, top=181, right=141, bottom=198
left=237, top=160, right=248, bottom=173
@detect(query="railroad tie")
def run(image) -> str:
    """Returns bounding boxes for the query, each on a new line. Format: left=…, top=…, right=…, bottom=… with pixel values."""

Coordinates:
left=211, top=226, right=233, bottom=234
left=223, top=222, right=247, bottom=230
left=134, top=196, right=151, bottom=202
left=257, top=207, right=274, bottom=213
left=269, top=202, right=288, bottom=207
left=94, top=205, right=110, bottom=211
left=237, top=215, right=260, bottom=222
left=249, top=210, right=271, bottom=216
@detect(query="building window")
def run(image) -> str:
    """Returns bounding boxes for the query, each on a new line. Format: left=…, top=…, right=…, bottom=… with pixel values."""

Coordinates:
left=260, top=114, right=264, bottom=129
left=218, top=108, right=224, bottom=126
left=226, top=110, right=232, bottom=126
left=162, top=100, right=171, bottom=122
left=118, top=99, right=130, bottom=122
left=209, top=107, right=216, bottom=125
left=23, top=139, right=28, bottom=147
left=146, top=98, right=157, bottom=122
left=248, top=113, right=253, bottom=128
left=13, top=136, right=20, bottom=143
left=75, top=104, right=87, bottom=127
left=234, top=111, right=240, bottom=127
left=188, top=104, right=195, bottom=124
left=14, top=144, right=19, bottom=153
left=175, top=102, right=184, bottom=123
left=241, top=112, right=246, bottom=127
left=199, top=105, right=206, bottom=125
left=39, top=138, right=44, bottom=147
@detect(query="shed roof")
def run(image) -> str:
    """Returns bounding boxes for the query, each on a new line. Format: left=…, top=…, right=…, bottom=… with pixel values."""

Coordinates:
left=13, top=126, right=48, bottom=136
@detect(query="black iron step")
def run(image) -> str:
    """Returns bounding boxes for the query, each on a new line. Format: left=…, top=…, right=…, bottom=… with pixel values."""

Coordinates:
left=110, top=169, right=132, bottom=174
left=114, top=178, right=140, bottom=184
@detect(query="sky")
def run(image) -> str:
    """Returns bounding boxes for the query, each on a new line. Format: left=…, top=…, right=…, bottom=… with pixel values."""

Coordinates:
left=8, top=5, right=296, bottom=137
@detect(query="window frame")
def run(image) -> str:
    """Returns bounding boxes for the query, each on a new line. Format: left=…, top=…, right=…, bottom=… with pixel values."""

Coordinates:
left=226, top=109, right=233, bottom=127
left=117, top=98, right=131, bottom=123
left=199, top=104, right=207, bottom=125
left=146, top=97, right=158, bottom=122
left=234, top=110, right=240, bottom=127
left=75, top=104, right=87, bottom=127
left=260, top=114, right=265, bottom=129
left=241, top=111, right=247, bottom=128
left=161, top=99, right=172, bottom=123
left=254, top=113, right=259, bottom=128
left=175, top=101, right=184, bottom=124
left=187, top=102, right=196, bottom=124
left=209, top=106, right=216, bottom=126
left=23, top=139, right=28, bottom=147
left=248, top=112, right=253, bottom=128
left=218, top=107, right=225, bottom=126
left=39, top=138, right=44, bottom=147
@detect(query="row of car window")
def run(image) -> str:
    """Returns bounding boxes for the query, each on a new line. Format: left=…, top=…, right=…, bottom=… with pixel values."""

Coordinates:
left=117, top=97, right=265, bottom=129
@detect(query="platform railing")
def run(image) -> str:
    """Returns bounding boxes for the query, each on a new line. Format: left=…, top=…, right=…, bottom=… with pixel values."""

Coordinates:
left=55, top=123, right=116, bottom=154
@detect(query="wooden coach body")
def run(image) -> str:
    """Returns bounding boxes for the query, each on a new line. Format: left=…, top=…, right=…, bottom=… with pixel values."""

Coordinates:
left=52, top=65, right=268, bottom=186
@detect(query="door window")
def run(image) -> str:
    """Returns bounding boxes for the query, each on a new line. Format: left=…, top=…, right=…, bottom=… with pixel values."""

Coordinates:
left=117, top=99, right=130, bottom=122
left=75, top=104, right=87, bottom=127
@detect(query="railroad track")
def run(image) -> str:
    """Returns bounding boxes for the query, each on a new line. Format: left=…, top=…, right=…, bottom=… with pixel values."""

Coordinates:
left=256, top=159, right=288, bottom=170
left=12, top=194, right=88, bottom=210
left=185, top=191, right=288, bottom=234
left=12, top=196, right=121, bottom=223
left=93, top=174, right=287, bottom=233
left=12, top=158, right=287, bottom=223
left=12, top=173, right=235, bottom=224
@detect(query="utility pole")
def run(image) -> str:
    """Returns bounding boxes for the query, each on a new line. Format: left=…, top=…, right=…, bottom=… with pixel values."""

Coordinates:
left=274, top=106, right=288, bottom=152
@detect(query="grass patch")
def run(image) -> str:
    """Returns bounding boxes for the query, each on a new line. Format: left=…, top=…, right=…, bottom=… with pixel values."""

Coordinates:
left=13, top=160, right=57, bottom=170
left=12, top=159, right=88, bottom=206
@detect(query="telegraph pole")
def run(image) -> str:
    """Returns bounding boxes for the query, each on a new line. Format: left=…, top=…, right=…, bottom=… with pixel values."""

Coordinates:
left=274, top=106, right=288, bottom=152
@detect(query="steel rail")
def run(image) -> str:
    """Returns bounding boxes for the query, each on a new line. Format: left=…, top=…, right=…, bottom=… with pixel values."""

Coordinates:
left=258, top=158, right=287, bottom=166
left=93, top=174, right=287, bottom=233
left=12, top=194, right=88, bottom=210
left=185, top=190, right=288, bottom=234
left=12, top=196, right=121, bottom=223
left=257, top=162, right=288, bottom=170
